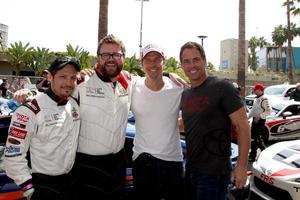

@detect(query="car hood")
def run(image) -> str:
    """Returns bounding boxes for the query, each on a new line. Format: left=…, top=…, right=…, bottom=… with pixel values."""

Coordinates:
left=256, top=140, right=300, bottom=177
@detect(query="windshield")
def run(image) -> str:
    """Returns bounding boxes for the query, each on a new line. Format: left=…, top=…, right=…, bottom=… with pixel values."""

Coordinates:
left=271, top=102, right=285, bottom=115
left=264, top=86, right=286, bottom=96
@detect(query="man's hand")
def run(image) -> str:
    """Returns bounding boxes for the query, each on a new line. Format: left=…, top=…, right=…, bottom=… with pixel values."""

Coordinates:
left=13, top=89, right=34, bottom=104
left=231, top=164, right=248, bottom=189
left=169, top=73, right=190, bottom=88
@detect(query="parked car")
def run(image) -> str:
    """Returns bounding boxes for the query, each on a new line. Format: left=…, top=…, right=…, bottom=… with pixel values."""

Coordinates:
left=262, top=100, right=300, bottom=142
left=245, top=84, right=296, bottom=108
left=249, top=139, right=300, bottom=200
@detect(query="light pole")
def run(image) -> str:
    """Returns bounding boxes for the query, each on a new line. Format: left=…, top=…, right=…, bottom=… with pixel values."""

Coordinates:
left=137, top=0, right=149, bottom=55
left=197, top=35, right=207, bottom=47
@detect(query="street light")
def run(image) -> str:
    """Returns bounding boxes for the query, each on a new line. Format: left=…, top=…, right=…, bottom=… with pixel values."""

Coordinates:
left=137, top=0, right=149, bottom=56
left=197, top=35, right=207, bottom=47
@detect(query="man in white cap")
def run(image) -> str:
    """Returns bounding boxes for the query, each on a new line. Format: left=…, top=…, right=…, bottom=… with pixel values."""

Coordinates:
left=131, top=44, right=184, bottom=200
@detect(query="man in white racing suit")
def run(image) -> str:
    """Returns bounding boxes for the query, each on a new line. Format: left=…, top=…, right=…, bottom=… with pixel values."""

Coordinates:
left=4, top=56, right=81, bottom=200
left=73, top=34, right=133, bottom=200
left=248, top=83, right=272, bottom=162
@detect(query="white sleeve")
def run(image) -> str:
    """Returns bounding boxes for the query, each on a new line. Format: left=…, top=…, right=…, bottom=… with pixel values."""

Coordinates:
left=260, top=98, right=272, bottom=119
left=3, top=106, right=36, bottom=186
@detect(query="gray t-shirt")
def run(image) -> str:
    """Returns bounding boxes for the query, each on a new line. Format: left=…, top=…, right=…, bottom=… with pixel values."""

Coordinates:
left=181, top=76, right=244, bottom=176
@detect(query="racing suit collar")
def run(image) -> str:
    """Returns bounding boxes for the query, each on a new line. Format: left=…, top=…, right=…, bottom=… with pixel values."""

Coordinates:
left=256, top=93, right=264, bottom=98
left=45, top=89, right=68, bottom=106
left=94, top=64, right=128, bottom=90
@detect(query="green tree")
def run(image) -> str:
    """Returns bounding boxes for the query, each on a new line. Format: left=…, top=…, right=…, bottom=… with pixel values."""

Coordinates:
left=6, top=41, right=34, bottom=75
left=27, top=47, right=54, bottom=76
left=248, top=36, right=259, bottom=71
left=66, top=44, right=91, bottom=69
left=258, top=36, right=269, bottom=48
left=123, top=55, right=144, bottom=76
left=284, top=0, right=295, bottom=83
left=272, top=25, right=287, bottom=72
left=165, top=57, right=179, bottom=72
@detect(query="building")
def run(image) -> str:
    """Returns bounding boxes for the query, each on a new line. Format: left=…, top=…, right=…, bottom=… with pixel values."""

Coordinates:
left=220, top=38, right=248, bottom=71
left=0, top=23, right=8, bottom=50
left=256, top=46, right=300, bottom=72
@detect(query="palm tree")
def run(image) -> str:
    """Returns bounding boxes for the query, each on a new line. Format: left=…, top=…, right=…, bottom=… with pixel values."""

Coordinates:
left=271, top=25, right=287, bottom=72
left=66, top=44, right=91, bottom=69
left=123, top=55, right=144, bottom=76
left=98, top=0, right=108, bottom=43
left=6, top=41, right=34, bottom=75
left=165, top=57, right=179, bottom=73
left=237, top=0, right=246, bottom=97
left=28, top=47, right=54, bottom=76
left=248, top=36, right=259, bottom=71
left=284, top=0, right=294, bottom=83
left=258, top=37, right=269, bottom=48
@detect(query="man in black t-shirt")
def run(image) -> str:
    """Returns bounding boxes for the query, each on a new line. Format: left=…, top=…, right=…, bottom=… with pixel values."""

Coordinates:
left=179, top=41, right=250, bottom=200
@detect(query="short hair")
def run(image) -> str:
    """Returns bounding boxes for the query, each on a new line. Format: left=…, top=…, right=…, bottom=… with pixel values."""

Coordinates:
left=179, top=41, right=206, bottom=63
left=97, top=34, right=126, bottom=56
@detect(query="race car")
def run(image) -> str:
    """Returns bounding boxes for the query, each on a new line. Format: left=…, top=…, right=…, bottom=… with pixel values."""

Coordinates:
left=245, top=84, right=296, bottom=109
left=249, top=139, right=300, bottom=200
left=264, top=100, right=300, bottom=142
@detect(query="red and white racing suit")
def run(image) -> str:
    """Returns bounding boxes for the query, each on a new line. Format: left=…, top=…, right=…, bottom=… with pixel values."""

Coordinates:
left=4, top=90, right=80, bottom=194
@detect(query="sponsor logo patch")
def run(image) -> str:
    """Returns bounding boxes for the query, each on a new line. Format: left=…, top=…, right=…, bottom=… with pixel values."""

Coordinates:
left=86, top=87, right=105, bottom=98
left=12, top=121, right=26, bottom=129
left=8, top=137, right=21, bottom=145
left=9, top=127, right=27, bottom=139
left=15, top=112, right=29, bottom=123
left=71, top=107, right=79, bottom=119
left=5, top=145, right=21, bottom=154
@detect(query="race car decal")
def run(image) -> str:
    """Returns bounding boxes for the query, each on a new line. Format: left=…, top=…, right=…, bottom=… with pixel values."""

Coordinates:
left=271, top=168, right=300, bottom=176
left=267, top=118, right=300, bottom=136
left=273, top=149, right=300, bottom=169
left=260, top=173, right=274, bottom=185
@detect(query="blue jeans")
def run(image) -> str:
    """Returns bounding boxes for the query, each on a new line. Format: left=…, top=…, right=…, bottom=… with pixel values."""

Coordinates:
left=185, top=172, right=230, bottom=200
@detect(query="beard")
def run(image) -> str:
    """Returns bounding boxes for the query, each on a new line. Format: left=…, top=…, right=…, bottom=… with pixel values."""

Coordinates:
left=99, top=60, right=123, bottom=78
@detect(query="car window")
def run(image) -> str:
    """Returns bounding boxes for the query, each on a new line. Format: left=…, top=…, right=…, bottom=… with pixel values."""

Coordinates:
left=272, top=103, right=285, bottom=114
left=285, top=88, right=296, bottom=97
left=281, top=105, right=300, bottom=116
left=264, top=86, right=286, bottom=95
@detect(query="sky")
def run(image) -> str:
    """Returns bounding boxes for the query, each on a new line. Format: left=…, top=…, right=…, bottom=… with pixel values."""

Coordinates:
left=0, top=0, right=299, bottom=67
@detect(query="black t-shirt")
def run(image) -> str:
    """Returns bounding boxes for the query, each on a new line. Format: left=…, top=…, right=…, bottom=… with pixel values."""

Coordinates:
left=181, top=76, right=244, bottom=176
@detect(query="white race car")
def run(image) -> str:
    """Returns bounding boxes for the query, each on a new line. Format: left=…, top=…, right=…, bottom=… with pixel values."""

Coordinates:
left=245, top=84, right=296, bottom=109
left=264, top=100, right=300, bottom=142
left=249, top=140, right=300, bottom=200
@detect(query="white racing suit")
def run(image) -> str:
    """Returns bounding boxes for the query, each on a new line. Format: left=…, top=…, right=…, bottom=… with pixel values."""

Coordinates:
left=248, top=94, right=272, bottom=160
left=73, top=70, right=133, bottom=199
left=4, top=90, right=80, bottom=199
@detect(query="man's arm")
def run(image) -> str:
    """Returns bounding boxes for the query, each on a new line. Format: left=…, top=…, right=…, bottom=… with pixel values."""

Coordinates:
left=229, top=106, right=250, bottom=189
left=4, top=106, right=36, bottom=198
